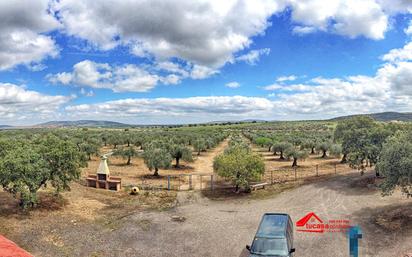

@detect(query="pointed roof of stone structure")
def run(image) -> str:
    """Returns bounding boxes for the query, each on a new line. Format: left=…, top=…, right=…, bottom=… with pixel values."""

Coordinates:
left=97, top=155, right=110, bottom=175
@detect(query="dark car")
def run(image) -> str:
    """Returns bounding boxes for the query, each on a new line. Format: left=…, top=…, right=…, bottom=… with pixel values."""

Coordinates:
left=246, top=213, right=295, bottom=257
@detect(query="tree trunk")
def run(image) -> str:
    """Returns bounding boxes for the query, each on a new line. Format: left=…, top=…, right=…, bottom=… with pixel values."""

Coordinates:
left=273, top=151, right=277, bottom=156
left=322, top=150, right=327, bottom=158
left=88, top=154, right=91, bottom=161
left=127, top=156, right=131, bottom=165
left=175, top=157, right=180, bottom=168
left=311, top=147, right=315, bottom=154
left=268, top=146, right=272, bottom=152
left=154, top=167, right=159, bottom=176
left=280, top=151, right=285, bottom=160
left=292, top=158, right=297, bottom=167
left=104, top=141, right=107, bottom=146
left=340, top=153, right=347, bottom=163
left=127, top=141, right=130, bottom=147
left=235, top=172, right=240, bottom=193
left=197, top=150, right=201, bottom=156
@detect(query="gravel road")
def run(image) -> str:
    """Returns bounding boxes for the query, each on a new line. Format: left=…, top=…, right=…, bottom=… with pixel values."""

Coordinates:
left=25, top=172, right=411, bottom=257
left=112, top=172, right=411, bottom=257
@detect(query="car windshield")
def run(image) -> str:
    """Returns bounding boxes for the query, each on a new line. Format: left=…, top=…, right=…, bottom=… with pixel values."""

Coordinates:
left=251, top=237, right=288, bottom=256
left=256, top=215, right=287, bottom=238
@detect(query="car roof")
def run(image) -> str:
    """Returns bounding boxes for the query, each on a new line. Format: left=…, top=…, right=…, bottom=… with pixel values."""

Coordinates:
left=255, top=213, right=290, bottom=238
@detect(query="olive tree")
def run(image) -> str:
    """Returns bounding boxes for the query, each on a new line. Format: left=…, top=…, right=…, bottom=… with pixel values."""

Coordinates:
left=254, top=137, right=273, bottom=151
left=329, top=144, right=342, bottom=158
left=143, top=147, right=172, bottom=176
left=272, top=142, right=293, bottom=160
left=376, top=132, right=412, bottom=197
left=79, top=139, right=100, bottom=160
left=284, top=147, right=309, bottom=167
left=193, top=138, right=207, bottom=155
left=317, top=142, right=331, bottom=158
left=107, top=134, right=123, bottom=149
left=213, top=145, right=265, bottom=192
left=113, top=146, right=138, bottom=165
left=169, top=144, right=193, bottom=168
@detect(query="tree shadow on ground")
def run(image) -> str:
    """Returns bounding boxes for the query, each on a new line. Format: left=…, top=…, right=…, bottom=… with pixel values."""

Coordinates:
left=310, top=172, right=380, bottom=196
left=265, top=157, right=291, bottom=162
left=200, top=182, right=299, bottom=201
left=110, top=162, right=136, bottom=167
left=201, top=187, right=251, bottom=201
left=139, top=174, right=167, bottom=180
left=0, top=191, right=67, bottom=219
left=351, top=202, right=412, bottom=252
left=169, top=165, right=194, bottom=171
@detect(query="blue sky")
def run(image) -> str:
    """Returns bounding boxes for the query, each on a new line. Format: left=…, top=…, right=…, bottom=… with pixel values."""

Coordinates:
left=1, top=0, right=412, bottom=125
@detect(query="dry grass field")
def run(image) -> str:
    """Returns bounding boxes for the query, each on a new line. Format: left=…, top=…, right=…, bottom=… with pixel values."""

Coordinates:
left=82, top=139, right=229, bottom=188
left=252, top=145, right=364, bottom=183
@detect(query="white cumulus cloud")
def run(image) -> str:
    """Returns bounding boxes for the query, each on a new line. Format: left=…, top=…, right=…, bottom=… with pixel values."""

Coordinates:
left=52, top=0, right=280, bottom=69
left=225, top=82, right=241, bottom=88
left=264, top=42, right=412, bottom=118
left=276, top=75, right=298, bottom=82
left=0, top=0, right=60, bottom=70
left=0, top=83, right=71, bottom=122
left=48, top=60, right=161, bottom=92
left=235, top=48, right=271, bottom=65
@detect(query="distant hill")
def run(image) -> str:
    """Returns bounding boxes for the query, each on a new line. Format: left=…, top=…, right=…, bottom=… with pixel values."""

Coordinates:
left=36, top=120, right=133, bottom=128
left=0, top=125, right=12, bottom=129
left=330, top=112, right=412, bottom=122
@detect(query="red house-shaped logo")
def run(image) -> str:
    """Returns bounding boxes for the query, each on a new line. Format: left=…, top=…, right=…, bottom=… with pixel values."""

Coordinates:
left=296, top=212, right=324, bottom=233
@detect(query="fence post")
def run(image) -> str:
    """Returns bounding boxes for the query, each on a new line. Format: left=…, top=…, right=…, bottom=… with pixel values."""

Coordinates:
left=294, top=167, right=297, bottom=181
left=189, top=175, right=193, bottom=190
left=211, top=174, right=214, bottom=191
left=316, top=165, right=319, bottom=176
left=271, top=170, right=273, bottom=184
left=167, top=175, right=171, bottom=191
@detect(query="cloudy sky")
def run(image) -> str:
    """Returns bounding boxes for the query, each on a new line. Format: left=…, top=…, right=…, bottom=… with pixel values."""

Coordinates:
left=1, top=0, right=412, bottom=125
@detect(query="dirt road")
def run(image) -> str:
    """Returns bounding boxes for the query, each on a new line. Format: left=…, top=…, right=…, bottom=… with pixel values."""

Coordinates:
left=191, top=138, right=229, bottom=174
left=92, top=173, right=410, bottom=257
left=178, top=139, right=229, bottom=190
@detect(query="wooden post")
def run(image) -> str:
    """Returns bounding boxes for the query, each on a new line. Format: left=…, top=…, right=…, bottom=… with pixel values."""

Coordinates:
left=294, top=167, right=297, bottom=181
left=189, top=175, right=193, bottom=190
left=167, top=175, right=171, bottom=191
left=211, top=174, right=214, bottom=191
left=271, top=170, right=273, bottom=184
left=316, top=165, right=319, bottom=176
